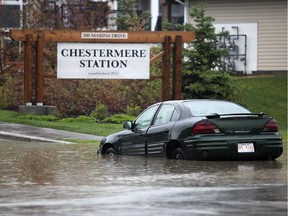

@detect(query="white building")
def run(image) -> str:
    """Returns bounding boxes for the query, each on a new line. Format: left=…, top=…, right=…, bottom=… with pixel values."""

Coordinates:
left=189, top=0, right=287, bottom=74
left=147, top=0, right=287, bottom=74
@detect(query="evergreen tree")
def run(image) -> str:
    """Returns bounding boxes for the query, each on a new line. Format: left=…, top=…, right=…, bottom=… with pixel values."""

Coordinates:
left=179, top=4, right=238, bottom=100
left=117, top=0, right=151, bottom=31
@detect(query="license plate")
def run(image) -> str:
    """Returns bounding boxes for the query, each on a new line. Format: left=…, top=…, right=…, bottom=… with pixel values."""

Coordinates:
left=237, top=143, right=255, bottom=153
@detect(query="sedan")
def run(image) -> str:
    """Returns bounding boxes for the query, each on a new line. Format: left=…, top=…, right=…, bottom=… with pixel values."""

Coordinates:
left=97, top=100, right=283, bottom=160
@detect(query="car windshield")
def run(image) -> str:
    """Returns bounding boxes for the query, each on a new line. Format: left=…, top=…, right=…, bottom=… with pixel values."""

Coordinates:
left=184, top=101, right=250, bottom=117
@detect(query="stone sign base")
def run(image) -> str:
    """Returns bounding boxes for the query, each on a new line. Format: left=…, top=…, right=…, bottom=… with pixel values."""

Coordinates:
left=19, top=105, right=57, bottom=116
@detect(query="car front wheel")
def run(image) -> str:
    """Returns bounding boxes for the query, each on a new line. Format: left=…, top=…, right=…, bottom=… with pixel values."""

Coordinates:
left=105, top=147, right=116, bottom=156
left=172, top=148, right=185, bottom=160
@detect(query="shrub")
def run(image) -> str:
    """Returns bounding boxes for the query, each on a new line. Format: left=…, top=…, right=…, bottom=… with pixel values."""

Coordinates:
left=0, top=74, right=23, bottom=110
left=90, top=102, right=109, bottom=121
left=103, top=114, right=136, bottom=124
left=60, top=115, right=95, bottom=123
left=125, top=104, right=142, bottom=116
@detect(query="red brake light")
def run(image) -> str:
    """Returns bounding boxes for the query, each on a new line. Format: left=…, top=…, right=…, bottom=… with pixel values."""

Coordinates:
left=193, top=120, right=220, bottom=135
left=263, top=119, right=278, bottom=132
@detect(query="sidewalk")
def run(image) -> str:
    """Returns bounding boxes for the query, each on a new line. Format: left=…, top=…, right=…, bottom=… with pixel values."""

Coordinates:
left=0, top=122, right=104, bottom=143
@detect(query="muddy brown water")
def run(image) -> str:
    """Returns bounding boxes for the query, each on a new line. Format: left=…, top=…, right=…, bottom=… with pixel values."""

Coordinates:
left=0, top=140, right=287, bottom=216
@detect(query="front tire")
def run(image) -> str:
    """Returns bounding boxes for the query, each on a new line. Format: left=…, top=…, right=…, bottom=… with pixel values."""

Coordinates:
left=172, top=148, right=185, bottom=160
left=104, top=147, right=116, bottom=156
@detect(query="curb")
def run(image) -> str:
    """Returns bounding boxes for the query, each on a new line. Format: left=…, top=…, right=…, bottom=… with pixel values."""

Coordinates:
left=0, top=131, right=71, bottom=144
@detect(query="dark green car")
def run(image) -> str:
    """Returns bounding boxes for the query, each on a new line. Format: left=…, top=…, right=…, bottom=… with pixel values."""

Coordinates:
left=97, top=100, right=283, bottom=160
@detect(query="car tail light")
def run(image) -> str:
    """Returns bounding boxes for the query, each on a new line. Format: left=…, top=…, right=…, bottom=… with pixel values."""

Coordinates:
left=193, top=120, right=221, bottom=135
left=263, top=119, right=278, bottom=132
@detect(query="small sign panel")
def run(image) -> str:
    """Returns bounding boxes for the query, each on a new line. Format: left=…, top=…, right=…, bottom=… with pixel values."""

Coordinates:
left=57, top=43, right=150, bottom=79
left=81, top=32, right=128, bottom=39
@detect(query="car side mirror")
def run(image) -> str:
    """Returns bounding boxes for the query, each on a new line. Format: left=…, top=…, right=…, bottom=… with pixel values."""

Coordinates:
left=123, top=121, right=133, bottom=130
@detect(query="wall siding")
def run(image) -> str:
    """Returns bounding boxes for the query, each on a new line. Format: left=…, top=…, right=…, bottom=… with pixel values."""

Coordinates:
left=188, top=0, right=287, bottom=71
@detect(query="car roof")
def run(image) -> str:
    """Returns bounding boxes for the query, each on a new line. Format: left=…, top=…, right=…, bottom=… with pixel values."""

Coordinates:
left=162, top=99, right=226, bottom=104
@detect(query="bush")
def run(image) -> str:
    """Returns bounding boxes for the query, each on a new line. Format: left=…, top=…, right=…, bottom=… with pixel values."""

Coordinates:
left=90, top=102, right=109, bottom=121
left=103, top=114, right=136, bottom=124
left=0, top=74, right=23, bottom=110
left=125, top=104, right=142, bottom=116
left=60, top=115, right=95, bottom=123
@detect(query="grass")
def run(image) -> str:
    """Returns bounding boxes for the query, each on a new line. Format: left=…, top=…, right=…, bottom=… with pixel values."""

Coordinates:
left=0, top=75, right=286, bottom=141
left=235, top=75, right=287, bottom=141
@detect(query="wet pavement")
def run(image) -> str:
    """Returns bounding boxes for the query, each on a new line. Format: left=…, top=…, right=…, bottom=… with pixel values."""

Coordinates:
left=0, top=122, right=103, bottom=143
left=0, top=122, right=287, bottom=216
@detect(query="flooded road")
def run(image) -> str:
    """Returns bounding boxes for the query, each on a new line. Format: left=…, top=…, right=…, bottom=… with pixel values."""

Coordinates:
left=0, top=140, right=287, bottom=216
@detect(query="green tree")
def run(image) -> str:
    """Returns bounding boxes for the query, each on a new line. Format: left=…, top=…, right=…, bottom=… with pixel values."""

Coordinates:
left=179, top=4, right=239, bottom=100
left=117, top=0, right=151, bottom=31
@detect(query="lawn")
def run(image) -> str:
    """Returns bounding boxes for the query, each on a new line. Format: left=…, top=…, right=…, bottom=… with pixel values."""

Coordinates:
left=235, top=75, right=287, bottom=140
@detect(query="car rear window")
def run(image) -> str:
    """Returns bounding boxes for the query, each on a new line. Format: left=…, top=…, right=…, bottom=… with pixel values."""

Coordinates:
left=184, top=101, right=250, bottom=116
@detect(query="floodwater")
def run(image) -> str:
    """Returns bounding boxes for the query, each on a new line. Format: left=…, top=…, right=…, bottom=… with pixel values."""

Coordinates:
left=0, top=140, right=287, bottom=216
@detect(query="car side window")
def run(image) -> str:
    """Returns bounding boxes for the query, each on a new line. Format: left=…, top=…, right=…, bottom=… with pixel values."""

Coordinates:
left=170, top=107, right=180, bottom=121
left=154, top=104, right=179, bottom=125
left=135, top=105, right=159, bottom=129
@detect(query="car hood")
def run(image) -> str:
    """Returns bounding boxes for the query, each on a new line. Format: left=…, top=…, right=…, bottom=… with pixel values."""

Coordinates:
left=103, top=130, right=126, bottom=144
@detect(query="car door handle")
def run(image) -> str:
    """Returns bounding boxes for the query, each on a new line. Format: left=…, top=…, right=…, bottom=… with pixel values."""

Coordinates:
left=139, top=132, right=145, bottom=138
left=162, top=130, right=169, bottom=135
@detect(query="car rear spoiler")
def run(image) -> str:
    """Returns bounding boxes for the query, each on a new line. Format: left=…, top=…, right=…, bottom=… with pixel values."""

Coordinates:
left=206, top=112, right=267, bottom=119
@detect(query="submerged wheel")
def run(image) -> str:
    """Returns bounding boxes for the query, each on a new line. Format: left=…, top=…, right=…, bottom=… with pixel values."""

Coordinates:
left=104, top=147, right=116, bottom=156
left=172, top=148, right=185, bottom=160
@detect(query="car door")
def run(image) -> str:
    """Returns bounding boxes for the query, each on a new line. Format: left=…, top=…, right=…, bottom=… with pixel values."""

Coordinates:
left=146, top=104, right=180, bottom=157
left=120, top=104, right=160, bottom=156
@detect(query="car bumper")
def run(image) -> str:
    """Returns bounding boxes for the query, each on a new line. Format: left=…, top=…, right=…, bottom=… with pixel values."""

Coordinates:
left=182, top=134, right=283, bottom=160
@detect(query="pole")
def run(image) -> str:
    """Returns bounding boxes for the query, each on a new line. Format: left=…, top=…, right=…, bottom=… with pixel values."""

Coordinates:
left=162, top=36, right=171, bottom=101
left=172, top=35, right=182, bottom=100
left=36, top=34, right=44, bottom=105
left=24, top=34, right=33, bottom=105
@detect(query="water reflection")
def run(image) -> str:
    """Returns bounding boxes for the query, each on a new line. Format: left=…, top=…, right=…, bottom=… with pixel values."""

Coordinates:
left=0, top=140, right=286, bottom=216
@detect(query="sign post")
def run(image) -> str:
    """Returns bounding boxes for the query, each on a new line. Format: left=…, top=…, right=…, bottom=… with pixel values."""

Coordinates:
left=10, top=30, right=195, bottom=107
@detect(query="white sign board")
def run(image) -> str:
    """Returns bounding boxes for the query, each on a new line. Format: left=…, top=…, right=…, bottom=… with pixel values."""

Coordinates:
left=57, top=43, right=150, bottom=79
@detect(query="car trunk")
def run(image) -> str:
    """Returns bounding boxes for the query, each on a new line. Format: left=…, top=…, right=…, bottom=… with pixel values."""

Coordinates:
left=208, top=115, right=272, bottom=135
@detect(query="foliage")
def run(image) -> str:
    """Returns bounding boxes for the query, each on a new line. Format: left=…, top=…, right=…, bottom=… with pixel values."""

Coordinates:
left=125, top=104, right=142, bottom=116
left=89, top=102, right=109, bottom=121
left=162, top=20, right=173, bottom=31
left=0, top=73, right=23, bottom=110
left=43, top=77, right=161, bottom=116
left=60, top=116, right=95, bottom=123
left=116, top=0, right=151, bottom=31
left=182, top=69, right=244, bottom=102
left=24, top=0, right=110, bottom=30
left=103, top=113, right=136, bottom=124
left=180, top=4, right=240, bottom=100
left=18, top=115, right=57, bottom=122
